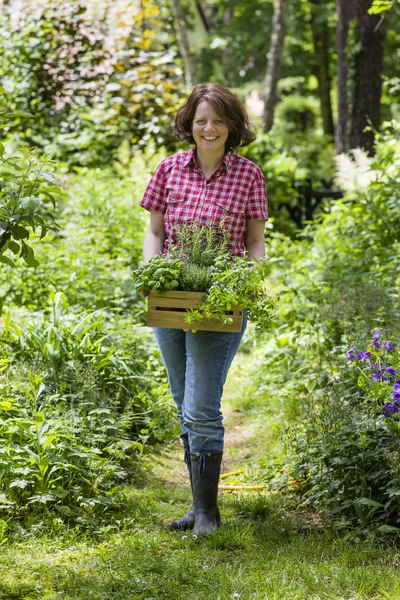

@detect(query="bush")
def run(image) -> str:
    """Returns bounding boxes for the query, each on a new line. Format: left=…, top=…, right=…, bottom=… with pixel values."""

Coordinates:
left=0, top=292, right=176, bottom=524
left=251, top=126, right=400, bottom=532
left=1, top=167, right=150, bottom=312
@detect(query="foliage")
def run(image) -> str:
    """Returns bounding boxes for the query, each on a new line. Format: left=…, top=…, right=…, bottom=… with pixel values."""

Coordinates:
left=251, top=127, right=400, bottom=532
left=287, top=330, right=400, bottom=532
left=0, top=104, right=60, bottom=312
left=0, top=291, right=175, bottom=523
left=0, top=167, right=149, bottom=313
left=241, top=130, right=335, bottom=236
left=0, top=0, right=185, bottom=167
left=368, top=1, right=393, bottom=15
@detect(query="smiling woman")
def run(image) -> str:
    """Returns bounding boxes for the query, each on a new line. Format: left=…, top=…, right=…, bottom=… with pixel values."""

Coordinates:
left=138, top=82, right=268, bottom=535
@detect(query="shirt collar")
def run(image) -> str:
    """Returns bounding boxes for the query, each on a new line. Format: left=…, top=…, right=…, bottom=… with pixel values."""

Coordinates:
left=181, top=147, right=237, bottom=173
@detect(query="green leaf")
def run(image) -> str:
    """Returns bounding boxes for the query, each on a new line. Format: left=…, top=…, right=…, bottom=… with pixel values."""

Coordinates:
left=368, top=0, right=392, bottom=14
left=0, top=255, right=16, bottom=267
left=34, top=413, right=45, bottom=426
left=10, top=225, right=29, bottom=240
left=5, top=111, right=34, bottom=119
left=377, top=524, right=400, bottom=533
left=356, top=498, right=383, bottom=508
left=7, top=240, right=20, bottom=255
left=9, top=479, right=29, bottom=489
left=23, top=245, right=39, bottom=268
left=42, top=434, right=58, bottom=450
left=305, top=380, right=317, bottom=393
left=0, top=143, right=4, bottom=157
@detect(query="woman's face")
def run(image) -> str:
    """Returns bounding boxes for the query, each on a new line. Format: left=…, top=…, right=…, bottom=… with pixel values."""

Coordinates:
left=192, top=100, right=229, bottom=155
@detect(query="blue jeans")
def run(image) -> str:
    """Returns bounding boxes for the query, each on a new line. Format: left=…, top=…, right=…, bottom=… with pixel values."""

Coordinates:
left=153, top=315, right=247, bottom=454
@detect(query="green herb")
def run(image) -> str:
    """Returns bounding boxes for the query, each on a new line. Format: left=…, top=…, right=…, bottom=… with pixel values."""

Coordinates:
left=133, top=222, right=276, bottom=331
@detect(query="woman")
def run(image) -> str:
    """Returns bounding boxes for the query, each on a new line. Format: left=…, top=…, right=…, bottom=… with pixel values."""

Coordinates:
left=140, top=82, right=268, bottom=535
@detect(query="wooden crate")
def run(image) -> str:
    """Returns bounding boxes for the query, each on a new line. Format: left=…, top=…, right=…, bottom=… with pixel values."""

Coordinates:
left=147, top=291, right=243, bottom=332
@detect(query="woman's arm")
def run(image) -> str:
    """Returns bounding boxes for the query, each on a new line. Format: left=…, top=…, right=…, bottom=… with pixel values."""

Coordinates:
left=244, top=219, right=266, bottom=261
left=143, top=210, right=166, bottom=263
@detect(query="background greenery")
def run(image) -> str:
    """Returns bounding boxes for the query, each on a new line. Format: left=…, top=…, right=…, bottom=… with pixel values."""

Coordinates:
left=0, top=4, right=399, bottom=594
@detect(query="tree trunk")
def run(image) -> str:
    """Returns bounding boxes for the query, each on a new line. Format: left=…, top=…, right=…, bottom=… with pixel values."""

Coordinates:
left=335, top=0, right=357, bottom=153
left=171, top=0, right=198, bottom=88
left=262, top=0, right=289, bottom=133
left=349, top=0, right=386, bottom=154
left=221, top=7, right=233, bottom=68
left=309, top=0, right=335, bottom=136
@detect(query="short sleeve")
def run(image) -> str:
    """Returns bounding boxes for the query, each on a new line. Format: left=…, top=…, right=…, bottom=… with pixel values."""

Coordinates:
left=246, top=169, right=268, bottom=221
left=140, top=160, right=170, bottom=214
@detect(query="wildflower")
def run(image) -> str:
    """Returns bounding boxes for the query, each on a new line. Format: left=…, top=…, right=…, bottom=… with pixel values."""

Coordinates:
left=372, top=370, right=383, bottom=383
left=357, top=351, right=372, bottom=361
left=384, top=341, right=394, bottom=352
left=394, top=382, right=400, bottom=392
left=373, top=331, right=382, bottom=339
left=347, top=346, right=357, bottom=361
left=386, top=368, right=396, bottom=377
left=393, top=392, right=400, bottom=402
left=373, top=339, right=381, bottom=350
left=382, top=402, right=399, bottom=417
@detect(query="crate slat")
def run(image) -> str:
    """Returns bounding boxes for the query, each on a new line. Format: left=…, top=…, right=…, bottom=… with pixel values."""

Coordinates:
left=146, top=291, right=243, bottom=332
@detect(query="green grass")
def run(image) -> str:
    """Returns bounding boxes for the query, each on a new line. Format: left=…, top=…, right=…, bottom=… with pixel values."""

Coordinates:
left=2, top=485, right=400, bottom=599
left=2, top=351, right=400, bottom=600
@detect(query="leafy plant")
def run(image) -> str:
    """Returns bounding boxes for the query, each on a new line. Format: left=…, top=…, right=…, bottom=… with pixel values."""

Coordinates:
left=133, top=222, right=275, bottom=331
left=0, top=102, right=61, bottom=313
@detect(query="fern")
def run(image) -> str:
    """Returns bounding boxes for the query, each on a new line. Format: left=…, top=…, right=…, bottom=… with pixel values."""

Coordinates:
left=333, top=148, right=375, bottom=192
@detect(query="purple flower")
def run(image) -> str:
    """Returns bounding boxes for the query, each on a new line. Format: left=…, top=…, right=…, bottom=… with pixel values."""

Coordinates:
left=384, top=341, right=394, bottom=352
left=393, top=392, right=400, bottom=402
left=394, top=382, right=400, bottom=393
left=373, top=331, right=382, bottom=340
left=382, top=402, right=399, bottom=417
left=373, top=339, right=381, bottom=349
left=357, top=351, right=372, bottom=361
left=386, top=368, right=396, bottom=377
left=372, top=370, right=383, bottom=382
left=347, top=346, right=357, bottom=361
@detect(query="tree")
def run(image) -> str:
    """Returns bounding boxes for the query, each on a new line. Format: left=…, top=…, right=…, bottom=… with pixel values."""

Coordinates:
left=349, top=1, right=386, bottom=153
left=262, top=0, right=289, bottom=132
left=336, top=0, right=386, bottom=154
left=308, top=0, right=335, bottom=136
left=171, top=0, right=198, bottom=88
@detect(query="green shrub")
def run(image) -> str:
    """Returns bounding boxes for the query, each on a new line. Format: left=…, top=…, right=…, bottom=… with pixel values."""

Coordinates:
left=287, top=330, right=400, bottom=531
left=1, top=168, right=149, bottom=312
left=251, top=126, right=400, bottom=532
left=0, top=292, right=176, bottom=524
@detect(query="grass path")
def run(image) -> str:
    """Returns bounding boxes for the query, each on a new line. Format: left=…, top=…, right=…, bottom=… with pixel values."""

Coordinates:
left=2, top=355, right=400, bottom=599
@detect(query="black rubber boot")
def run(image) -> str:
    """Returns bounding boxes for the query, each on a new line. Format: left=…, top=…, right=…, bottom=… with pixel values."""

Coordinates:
left=190, top=452, right=222, bottom=535
left=169, top=448, right=196, bottom=530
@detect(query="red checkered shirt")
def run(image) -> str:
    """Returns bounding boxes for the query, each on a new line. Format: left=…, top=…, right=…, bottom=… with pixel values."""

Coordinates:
left=140, top=147, right=268, bottom=256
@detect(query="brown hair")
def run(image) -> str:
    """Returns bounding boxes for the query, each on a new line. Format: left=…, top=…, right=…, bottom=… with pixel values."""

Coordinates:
left=174, top=82, right=256, bottom=149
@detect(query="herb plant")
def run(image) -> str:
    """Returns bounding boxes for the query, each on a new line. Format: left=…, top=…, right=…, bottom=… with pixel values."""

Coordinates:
left=133, top=222, right=275, bottom=331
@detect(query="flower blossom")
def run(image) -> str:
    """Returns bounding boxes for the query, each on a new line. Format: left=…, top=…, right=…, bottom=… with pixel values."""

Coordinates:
left=382, top=402, right=400, bottom=417
left=357, top=351, right=372, bottom=361
left=347, top=347, right=357, bottom=361
left=384, top=341, right=394, bottom=352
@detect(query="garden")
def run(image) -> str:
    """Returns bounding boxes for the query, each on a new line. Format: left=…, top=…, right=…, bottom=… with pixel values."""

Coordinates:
left=0, top=0, right=400, bottom=598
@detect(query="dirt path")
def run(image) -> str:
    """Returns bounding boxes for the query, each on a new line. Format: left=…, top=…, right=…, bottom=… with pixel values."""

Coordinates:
left=141, top=356, right=264, bottom=489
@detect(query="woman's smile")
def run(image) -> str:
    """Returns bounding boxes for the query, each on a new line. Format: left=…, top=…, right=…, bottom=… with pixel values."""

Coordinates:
left=192, top=100, right=229, bottom=156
